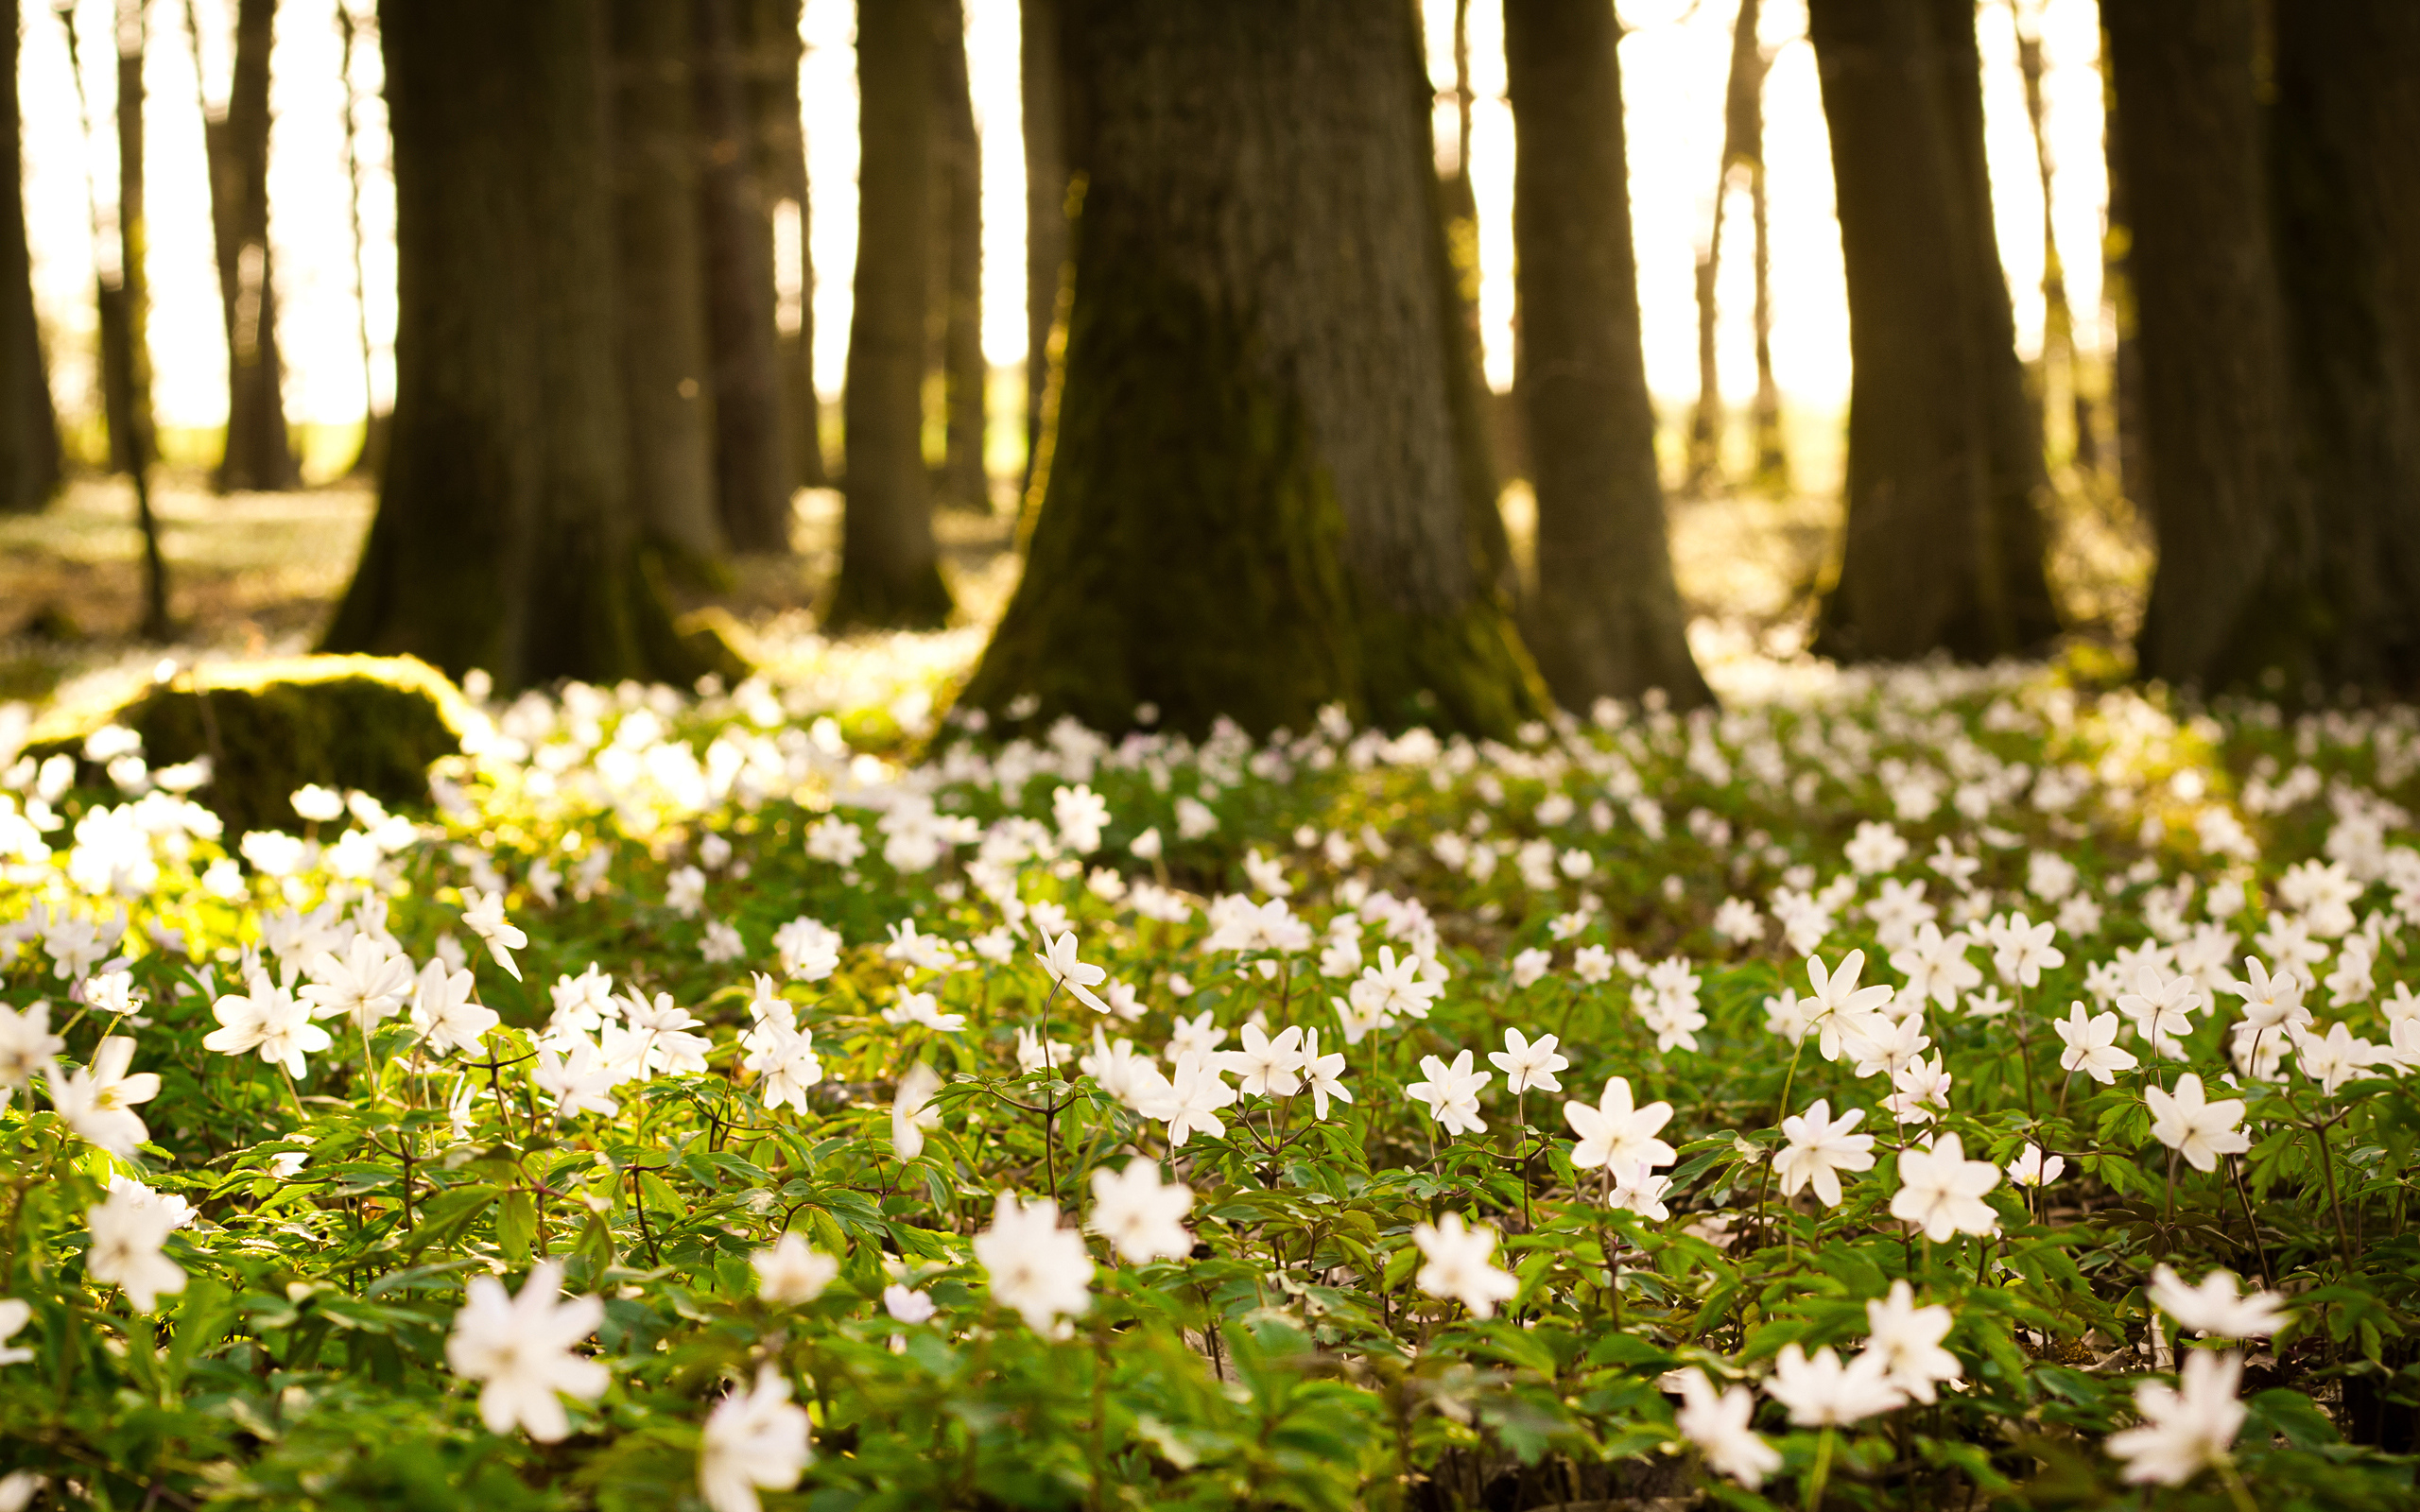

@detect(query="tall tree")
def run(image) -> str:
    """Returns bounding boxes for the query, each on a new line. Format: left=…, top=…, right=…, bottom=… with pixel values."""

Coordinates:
left=2267, top=0, right=2420, bottom=690
left=334, top=0, right=386, bottom=477
left=107, top=0, right=170, bottom=634
left=605, top=0, right=724, bottom=567
left=1807, top=0, right=2058, bottom=661
left=694, top=0, right=791, bottom=552
left=1019, top=0, right=1065, bottom=500
left=1685, top=0, right=1783, bottom=494
left=747, top=0, right=824, bottom=489
left=324, top=0, right=707, bottom=689
left=828, top=0, right=950, bottom=627
left=0, top=0, right=60, bottom=514
left=960, top=0, right=1542, bottom=737
left=929, top=0, right=984, bottom=512
left=1504, top=0, right=1707, bottom=710
left=189, top=0, right=298, bottom=491
left=2009, top=0, right=2092, bottom=474
left=2102, top=0, right=2301, bottom=689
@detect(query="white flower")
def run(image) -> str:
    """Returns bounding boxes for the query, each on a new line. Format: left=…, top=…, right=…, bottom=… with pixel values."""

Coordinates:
left=699, top=1365, right=811, bottom=1512
left=2007, top=1143, right=2066, bottom=1187
left=1300, top=1027, right=1351, bottom=1120
left=1034, top=930, right=1111, bottom=1014
left=47, top=1036, right=158, bottom=1159
left=1763, top=1343, right=1905, bottom=1426
left=1352, top=944, right=1443, bottom=1022
left=410, top=958, right=498, bottom=1057
left=1052, top=783, right=1109, bottom=854
left=301, top=933, right=415, bottom=1030
left=203, top=976, right=333, bottom=1077
left=1407, top=1049, right=1491, bottom=1136
left=1166, top=1009, right=1226, bottom=1063
left=1607, top=1160, right=1672, bottom=1220
left=891, top=1062, right=944, bottom=1160
left=975, top=1193, right=1093, bottom=1332
left=1087, top=1160, right=1194, bottom=1263
left=0, top=1297, right=31, bottom=1366
left=1571, top=945, right=1614, bottom=985
left=1674, top=1368, right=1779, bottom=1487
left=2107, top=1349, right=2246, bottom=1486
left=1510, top=947, right=1552, bottom=988
left=459, top=888, right=527, bottom=981
left=666, top=865, right=707, bottom=918
left=1410, top=1211, right=1518, bottom=1318
left=1890, top=1133, right=2002, bottom=1242
left=85, top=1184, right=187, bottom=1313
left=1865, top=1280, right=1962, bottom=1403
left=2054, top=1004, right=2139, bottom=1085
left=1806, top=949, right=1895, bottom=1057
left=2144, top=1074, right=2251, bottom=1173
left=2147, top=1266, right=2290, bottom=1339
left=1564, top=1076, right=1675, bottom=1172
left=1215, top=1022, right=1306, bottom=1097
left=881, top=988, right=967, bottom=1033
left=1988, top=912, right=2065, bottom=988
left=0, top=1001, right=65, bottom=1103
left=444, top=1259, right=609, bottom=1442
left=773, top=917, right=842, bottom=981
left=1488, top=1027, right=1569, bottom=1095
left=2292, top=1021, right=2381, bottom=1097
left=751, top=1232, right=840, bottom=1305
left=533, top=1038, right=622, bottom=1120
left=883, top=1284, right=936, bottom=1323
left=1773, top=1099, right=1876, bottom=1207
left=1137, top=1052, right=1236, bottom=1146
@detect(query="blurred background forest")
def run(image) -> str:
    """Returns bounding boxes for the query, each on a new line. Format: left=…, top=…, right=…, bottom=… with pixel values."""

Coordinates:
left=0, top=0, right=2403, bottom=740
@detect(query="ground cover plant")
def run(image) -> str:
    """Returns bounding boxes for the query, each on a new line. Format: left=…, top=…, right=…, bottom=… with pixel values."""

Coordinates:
left=5, top=650, right=2420, bottom=1509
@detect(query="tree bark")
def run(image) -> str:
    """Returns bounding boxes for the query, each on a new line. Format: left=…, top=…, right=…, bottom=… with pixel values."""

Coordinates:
left=2268, top=0, right=2420, bottom=692
left=1808, top=0, right=2059, bottom=662
left=325, top=0, right=708, bottom=690
left=960, top=0, right=1544, bottom=738
left=605, top=0, right=724, bottom=567
left=1504, top=0, right=1708, bottom=711
left=1685, top=0, right=1768, bottom=494
left=0, top=0, right=60, bottom=514
left=2104, top=0, right=2305, bottom=690
left=747, top=0, right=824, bottom=489
left=928, top=0, right=984, bottom=513
left=1020, top=0, right=1065, bottom=501
left=195, top=0, right=298, bottom=491
left=334, top=0, right=387, bottom=479
left=694, top=0, right=792, bottom=553
left=829, top=0, right=951, bottom=628
left=111, top=0, right=169, bottom=636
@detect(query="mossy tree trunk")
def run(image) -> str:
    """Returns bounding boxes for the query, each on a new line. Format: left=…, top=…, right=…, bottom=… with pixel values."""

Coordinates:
left=829, top=0, right=951, bottom=629
left=959, top=0, right=1544, bottom=739
left=197, top=0, right=299, bottom=492
left=930, top=0, right=985, bottom=513
left=1504, top=0, right=1708, bottom=712
left=0, top=0, right=60, bottom=515
left=1807, top=0, right=2058, bottom=662
left=1019, top=0, right=1065, bottom=501
left=2268, top=0, right=2420, bottom=692
left=606, top=0, right=724, bottom=569
left=324, top=0, right=706, bottom=692
left=2104, top=0, right=2307, bottom=691
left=694, top=0, right=792, bottom=553
left=747, top=0, right=824, bottom=490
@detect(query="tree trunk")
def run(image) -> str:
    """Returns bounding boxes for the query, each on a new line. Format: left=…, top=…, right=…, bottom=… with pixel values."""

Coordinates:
left=2103, top=0, right=2305, bottom=690
left=605, top=0, right=724, bottom=568
left=694, top=0, right=792, bottom=553
left=1807, top=0, right=2058, bottom=661
left=829, top=0, right=951, bottom=628
left=324, top=0, right=708, bottom=691
left=2268, top=0, right=2420, bottom=692
left=1019, top=0, right=1065, bottom=501
left=1504, top=0, right=1708, bottom=711
left=0, top=0, right=60, bottom=514
left=2013, top=1, right=2087, bottom=476
left=929, top=0, right=985, bottom=512
left=1685, top=0, right=1768, bottom=494
left=195, top=0, right=298, bottom=491
left=959, top=0, right=1544, bottom=738
left=109, top=0, right=170, bottom=636
left=747, top=0, right=824, bottom=489
left=334, top=0, right=387, bottom=479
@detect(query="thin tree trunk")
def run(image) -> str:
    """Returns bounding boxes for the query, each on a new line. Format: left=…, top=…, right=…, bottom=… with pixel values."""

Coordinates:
left=694, top=0, right=792, bottom=553
left=1686, top=0, right=1768, bottom=495
left=1748, top=146, right=1786, bottom=490
left=2102, top=43, right=2142, bottom=509
left=748, top=0, right=823, bottom=489
left=334, top=0, right=386, bottom=479
left=2104, top=0, right=2303, bottom=690
left=325, top=0, right=709, bottom=690
left=1505, top=0, right=1708, bottom=711
left=1019, top=0, right=1064, bottom=501
left=930, top=0, right=984, bottom=512
left=606, top=0, right=724, bottom=568
left=2267, top=0, right=2420, bottom=691
left=190, top=0, right=297, bottom=491
left=1807, top=0, right=2058, bottom=662
left=2011, top=0, right=2086, bottom=477
left=0, top=0, right=60, bottom=514
left=829, top=0, right=950, bottom=628
left=104, top=0, right=169, bottom=635
left=961, top=0, right=1544, bottom=737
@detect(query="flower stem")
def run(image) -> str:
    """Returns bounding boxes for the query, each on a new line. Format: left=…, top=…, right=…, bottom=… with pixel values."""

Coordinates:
left=1806, top=1423, right=1837, bottom=1512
